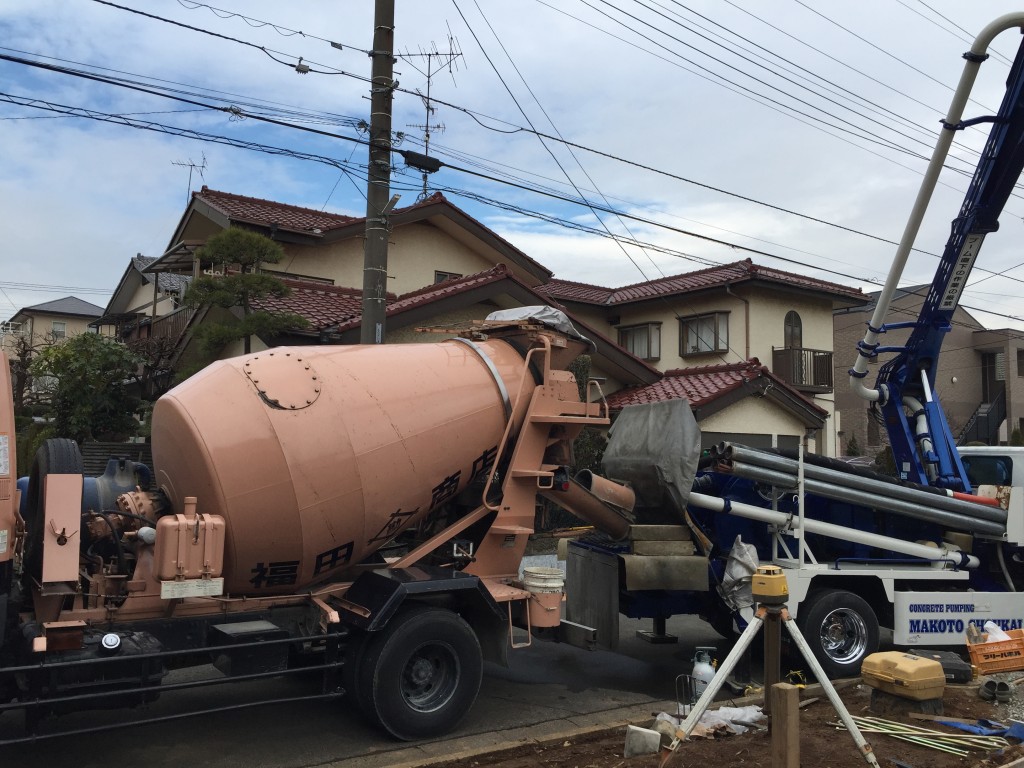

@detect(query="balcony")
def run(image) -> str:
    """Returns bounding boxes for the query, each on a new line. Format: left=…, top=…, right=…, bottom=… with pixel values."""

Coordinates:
left=772, top=347, right=833, bottom=394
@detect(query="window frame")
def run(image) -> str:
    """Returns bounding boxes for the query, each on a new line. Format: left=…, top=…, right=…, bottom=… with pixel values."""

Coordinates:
left=679, top=312, right=729, bottom=356
left=617, top=322, right=662, bottom=361
left=784, top=310, right=802, bottom=349
left=434, top=270, right=463, bottom=284
left=50, top=320, right=67, bottom=340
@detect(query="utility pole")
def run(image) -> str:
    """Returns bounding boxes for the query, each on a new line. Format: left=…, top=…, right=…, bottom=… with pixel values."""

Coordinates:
left=361, top=0, right=396, bottom=344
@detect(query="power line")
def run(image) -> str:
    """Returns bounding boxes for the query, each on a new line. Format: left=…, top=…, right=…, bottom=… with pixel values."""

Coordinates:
left=173, top=0, right=367, bottom=52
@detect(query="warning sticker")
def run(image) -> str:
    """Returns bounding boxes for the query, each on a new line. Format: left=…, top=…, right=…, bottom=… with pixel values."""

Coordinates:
left=0, top=529, right=7, bottom=555
left=0, top=434, right=8, bottom=476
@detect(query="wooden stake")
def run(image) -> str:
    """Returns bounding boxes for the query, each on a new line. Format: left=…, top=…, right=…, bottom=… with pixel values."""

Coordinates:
left=771, top=683, right=800, bottom=768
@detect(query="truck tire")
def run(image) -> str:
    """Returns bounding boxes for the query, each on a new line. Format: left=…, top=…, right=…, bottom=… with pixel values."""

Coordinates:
left=23, top=439, right=84, bottom=582
left=795, top=589, right=878, bottom=679
left=354, top=604, right=482, bottom=740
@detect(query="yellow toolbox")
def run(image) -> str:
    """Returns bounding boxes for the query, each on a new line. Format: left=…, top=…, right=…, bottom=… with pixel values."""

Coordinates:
left=861, top=651, right=946, bottom=701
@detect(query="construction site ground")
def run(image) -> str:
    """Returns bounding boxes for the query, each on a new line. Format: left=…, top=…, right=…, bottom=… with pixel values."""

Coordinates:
left=416, top=681, right=1024, bottom=768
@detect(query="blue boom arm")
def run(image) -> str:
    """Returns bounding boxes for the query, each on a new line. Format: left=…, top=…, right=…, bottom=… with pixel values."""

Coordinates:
left=874, top=34, right=1024, bottom=489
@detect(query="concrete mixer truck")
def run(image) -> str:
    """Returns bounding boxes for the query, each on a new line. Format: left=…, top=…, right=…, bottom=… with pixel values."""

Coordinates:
left=0, top=308, right=638, bottom=744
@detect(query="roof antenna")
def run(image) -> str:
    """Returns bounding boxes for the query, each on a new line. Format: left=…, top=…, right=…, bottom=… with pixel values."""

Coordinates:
left=172, top=152, right=208, bottom=206
left=399, top=33, right=462, bottom=201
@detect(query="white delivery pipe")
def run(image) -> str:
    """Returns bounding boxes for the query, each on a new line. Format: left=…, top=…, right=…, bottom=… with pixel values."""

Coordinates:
left=689, top=492, right=980, bottom=569
left=850, top=13, right=1024, bottom=405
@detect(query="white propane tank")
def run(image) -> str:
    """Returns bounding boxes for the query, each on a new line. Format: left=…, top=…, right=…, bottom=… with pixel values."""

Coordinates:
left=692, top=647, right=717, bottom=697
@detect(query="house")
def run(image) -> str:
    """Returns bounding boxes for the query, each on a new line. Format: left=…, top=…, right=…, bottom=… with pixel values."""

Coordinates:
left=2, top=296, right=110, bottom=409
left=2, top=296, right=108, bottom=349
left=122, top=189, right=657, bottom=394
left=604, top=359, right=829, bottom=452
left=98, top=255, right=191, bottom=340
left=540, top=259, right=867, bottom=455
left=155, top=187, right=552, bottom=293
left=124, top=188, right=870, bottom=456
left=833, top=285, right=1024, bottom=455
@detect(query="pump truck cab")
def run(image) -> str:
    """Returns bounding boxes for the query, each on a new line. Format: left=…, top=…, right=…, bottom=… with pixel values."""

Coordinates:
left=0, top=308, right=643, bottom=743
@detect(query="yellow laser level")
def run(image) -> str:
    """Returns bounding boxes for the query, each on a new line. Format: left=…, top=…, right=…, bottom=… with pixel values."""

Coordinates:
left=751, top=565, right=788, bottom=605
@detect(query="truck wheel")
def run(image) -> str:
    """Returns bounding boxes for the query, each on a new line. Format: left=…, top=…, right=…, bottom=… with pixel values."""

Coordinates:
left=795, top=589, right=878, bottom=679
left=355, top=604, right=482, bottom=740
left=23, top=439, right=83, bottom=582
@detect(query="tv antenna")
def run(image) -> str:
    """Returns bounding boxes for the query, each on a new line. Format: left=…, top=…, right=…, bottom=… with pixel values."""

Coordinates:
left=399, top=32, right=462, bottom=200
left=172, top=152, right=207, bottom=206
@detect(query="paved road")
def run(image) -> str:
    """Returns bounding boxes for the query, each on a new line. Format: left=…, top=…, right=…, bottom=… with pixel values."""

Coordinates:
left=1, top=613, right=723, bottom=768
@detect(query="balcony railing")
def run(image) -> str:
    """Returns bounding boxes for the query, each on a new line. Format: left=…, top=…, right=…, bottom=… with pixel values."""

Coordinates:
left=772, top=347, right=834, bottom=393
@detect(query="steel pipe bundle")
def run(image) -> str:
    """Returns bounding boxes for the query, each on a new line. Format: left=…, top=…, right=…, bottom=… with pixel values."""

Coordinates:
left=688, top=491, right=979, bottom=568
left=711, top=443, right=1006, bottom=538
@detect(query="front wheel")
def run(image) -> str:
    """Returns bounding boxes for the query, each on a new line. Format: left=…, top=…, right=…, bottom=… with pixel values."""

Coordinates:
left=354, top=604, right=482, bottom=740
left=795, top=589, right=878, bottom=679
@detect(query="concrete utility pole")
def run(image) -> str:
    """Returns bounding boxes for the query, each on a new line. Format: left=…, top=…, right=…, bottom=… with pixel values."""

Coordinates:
left=361, top=0, right=396, bottom=344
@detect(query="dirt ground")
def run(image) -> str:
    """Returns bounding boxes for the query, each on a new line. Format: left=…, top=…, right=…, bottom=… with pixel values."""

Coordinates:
left=429, top=683, right=1024, bottom=768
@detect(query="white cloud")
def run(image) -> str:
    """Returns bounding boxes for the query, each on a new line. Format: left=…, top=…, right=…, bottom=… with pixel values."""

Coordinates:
left=2, top=0, right=1024, bottom=329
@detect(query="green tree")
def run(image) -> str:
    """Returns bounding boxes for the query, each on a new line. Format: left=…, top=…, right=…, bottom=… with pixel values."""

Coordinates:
left=186, top=228, right=307, bottom=355
left=845, top=434, right=861, bottom=457
left=1011, top=427, right=1024, bottom=447
left=30, top=333, right=143, bottom=443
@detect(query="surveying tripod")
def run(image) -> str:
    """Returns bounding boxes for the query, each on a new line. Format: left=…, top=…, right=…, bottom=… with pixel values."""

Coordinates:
left=659, top=566, right=880, bottom=767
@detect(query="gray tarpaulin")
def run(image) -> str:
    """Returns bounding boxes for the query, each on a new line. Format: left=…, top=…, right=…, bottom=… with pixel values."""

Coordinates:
left=601, top=400, right=702, bottom=513
left=485, top=306, right=593, bottom=348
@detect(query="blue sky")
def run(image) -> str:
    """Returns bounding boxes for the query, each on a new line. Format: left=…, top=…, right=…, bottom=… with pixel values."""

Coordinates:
left=4, top=1, right=1024, bottom=331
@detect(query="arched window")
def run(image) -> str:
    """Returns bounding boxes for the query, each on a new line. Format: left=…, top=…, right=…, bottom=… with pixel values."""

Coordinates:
left=784, top=311, right=802, bottom=349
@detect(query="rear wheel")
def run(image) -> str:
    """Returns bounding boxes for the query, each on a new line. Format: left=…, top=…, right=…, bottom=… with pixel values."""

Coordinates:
left=23, top=439, right=83, bottom=583
left=795, top=589, right=878, bottom=679
left=354, top=604, right=482, bottom=740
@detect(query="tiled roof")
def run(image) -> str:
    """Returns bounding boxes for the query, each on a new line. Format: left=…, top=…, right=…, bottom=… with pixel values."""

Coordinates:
left=604, top=358, right=826, bottom=416
left=132, top=256, right=191, bottom=293
left=541, top=258, right=864, bottom=305
left=18, top=296, right=105, bottom=318
left=251, top=278, right=370, bottom=330
left=194, top=187, right=356, bottom=235
left=250, top=266, right=523, bottom=331
left=537, top=278, right=614, bottom=304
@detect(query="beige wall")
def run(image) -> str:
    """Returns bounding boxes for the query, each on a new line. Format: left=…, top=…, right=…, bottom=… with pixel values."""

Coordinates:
left=124, top=281, right=179, bottom=320
left=599, top=286, right=840, bottom=455
left=2, top=314, right=104, bottom=352
left=270, top=223, right=501, bottom=297
left=701, top=396, right=808, bottom=443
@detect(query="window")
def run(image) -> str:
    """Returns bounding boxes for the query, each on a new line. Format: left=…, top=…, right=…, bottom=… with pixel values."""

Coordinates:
left=618, top=323, right=661, bottom=361
left=50, top=321, right=66, bottom=340
left=680, top=312, right=728, bottom=355
left=784, top=311, right=802, bottom=349
left=434, top=270, right=462, bottom=283
left=1017, top=349, right=1024, bottom=377
left=963, top=455, right=1012, bottom=486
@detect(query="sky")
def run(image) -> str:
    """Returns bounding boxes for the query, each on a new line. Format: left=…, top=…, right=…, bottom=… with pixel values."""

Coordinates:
left=3, top=1, right=1024, bottom=335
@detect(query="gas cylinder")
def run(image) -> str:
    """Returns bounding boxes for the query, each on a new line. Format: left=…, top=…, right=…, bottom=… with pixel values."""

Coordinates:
left=692, top=647, right=717, bottom=697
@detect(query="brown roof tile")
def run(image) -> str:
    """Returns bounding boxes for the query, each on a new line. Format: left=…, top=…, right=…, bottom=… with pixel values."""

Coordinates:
left=604, top=358, right=826, bottom=416
left=251, top=278, right=372, bottom=330
left=542, top=258, right=864, bottom=305
left=195, top=187, right=355, bottom=234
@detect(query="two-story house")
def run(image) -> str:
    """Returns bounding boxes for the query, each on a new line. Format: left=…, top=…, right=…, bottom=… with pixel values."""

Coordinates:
left=540, top=259, right=867, bottom=456
left=2, top=296, right=109, bottom=409
left=110, top=187, right=660, bottom=394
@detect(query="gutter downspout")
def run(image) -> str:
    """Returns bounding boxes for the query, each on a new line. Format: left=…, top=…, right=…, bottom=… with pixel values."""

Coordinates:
left=849, top=13, right=1024, bottom=405
left=726, top=285, right=749, bottom=360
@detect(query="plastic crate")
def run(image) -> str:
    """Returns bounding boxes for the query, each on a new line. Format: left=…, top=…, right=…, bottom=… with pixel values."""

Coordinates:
left=968, top=628, right=1024, bottom=674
